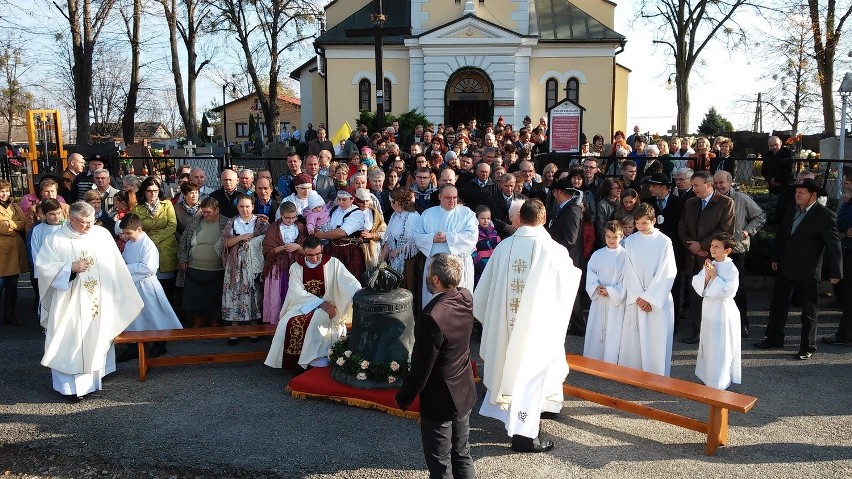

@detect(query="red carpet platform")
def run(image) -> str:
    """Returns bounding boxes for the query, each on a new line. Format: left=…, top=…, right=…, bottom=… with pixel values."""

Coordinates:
left=286, top=362, right=479, bottom=420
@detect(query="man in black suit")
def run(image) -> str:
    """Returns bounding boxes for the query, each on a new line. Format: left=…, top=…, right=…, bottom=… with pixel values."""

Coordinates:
left=755, top=179, right=843, bottom=360
left=518, top=160, right=546, bottom=201
left=673, top=168, right=696, bottom=201
left=643, top=173, right=686, bottom=319
left=429, top=169, right=470, bottom=208
left=396, top=253, right=477, bottom=479
left=464, top=162, right=496, bottom=210
left=486, top=173, right=526, bottom=238
left=307, top=127, right=334, bottom=157
left=547, top=178, right=585, bottom=335
left=304, top=153, right=335, bottom=202
left=760, top=135, right=794, bottom=194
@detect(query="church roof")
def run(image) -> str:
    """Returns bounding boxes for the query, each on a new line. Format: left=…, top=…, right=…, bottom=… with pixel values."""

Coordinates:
left=535, top=0, right=625, bottom=43
left=315, top=2, right=411, bottom=46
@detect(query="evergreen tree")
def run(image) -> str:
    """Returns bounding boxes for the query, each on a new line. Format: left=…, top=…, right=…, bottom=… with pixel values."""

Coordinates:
left=697, top=107, right=734, bottom=135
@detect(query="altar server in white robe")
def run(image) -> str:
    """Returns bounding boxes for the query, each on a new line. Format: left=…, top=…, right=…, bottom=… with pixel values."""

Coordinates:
left=475, top=199, right=581, bottom=453
left=118, top=214, right=182, bottom=358
left=584, top=220, right=627, bottom=364
left=265, top=236, right=362, bottom=369
left=619, top=203, right=678, bottom=376
left=37, top=201, right=143, bottom=400
left=415, top=185, right=478, bottom=308
left=692, top=233, right=742, bottom=390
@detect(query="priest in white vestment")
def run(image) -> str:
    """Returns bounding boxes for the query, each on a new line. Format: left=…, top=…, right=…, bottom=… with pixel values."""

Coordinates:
left=475, top=199, right=581, bottom=453
left=414, top=185, right=478, bottom=308
left=265, top=236, right=362, bottom=369
left=618, top=203, right=678, bottom=376
left=36, top=201, right=143, bottom=399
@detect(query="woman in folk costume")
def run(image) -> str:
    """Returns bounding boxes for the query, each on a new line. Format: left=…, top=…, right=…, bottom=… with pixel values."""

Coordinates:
left=380, top=187, right=422, bottom=310
left=261, top=201, right=306, bottom=325
left=618, top=203, right=678, bottom=376
left=355, top=187, right=386, bottom=272
left=584, top=220, right=627, bottom=364
left=692, top=233, right=742, bottom=390
left=221, top=194, right=269, bottom=339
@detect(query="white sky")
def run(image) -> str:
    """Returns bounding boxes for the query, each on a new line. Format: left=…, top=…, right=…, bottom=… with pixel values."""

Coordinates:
left=10, top=0, right=851, bottom=137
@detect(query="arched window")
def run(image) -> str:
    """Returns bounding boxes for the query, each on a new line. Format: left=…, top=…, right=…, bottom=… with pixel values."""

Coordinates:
left=359, top=78, right=371, bottom=111
left=384, top=78, right=392, bottom=113
left=545, top=78, right=558, bottom=110
left=566, top=77, right=579, bottom=103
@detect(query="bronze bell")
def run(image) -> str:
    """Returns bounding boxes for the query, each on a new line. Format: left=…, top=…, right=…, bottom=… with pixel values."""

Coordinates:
left=331, top=265, right=415, bottom=389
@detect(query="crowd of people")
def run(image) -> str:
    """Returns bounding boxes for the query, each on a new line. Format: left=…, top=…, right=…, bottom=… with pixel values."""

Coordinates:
left=2, top=118, right=851, bottom=476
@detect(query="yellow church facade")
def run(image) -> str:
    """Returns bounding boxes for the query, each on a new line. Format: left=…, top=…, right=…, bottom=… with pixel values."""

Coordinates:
left=293, top=0, right=629, bottom=139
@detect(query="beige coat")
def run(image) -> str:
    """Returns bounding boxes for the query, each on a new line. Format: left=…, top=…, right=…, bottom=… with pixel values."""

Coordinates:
left=0, top=202, right=29, bottom=276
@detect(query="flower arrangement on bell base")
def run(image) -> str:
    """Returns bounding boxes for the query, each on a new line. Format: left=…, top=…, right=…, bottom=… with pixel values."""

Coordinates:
left=328, top=336, right=410, bottom=384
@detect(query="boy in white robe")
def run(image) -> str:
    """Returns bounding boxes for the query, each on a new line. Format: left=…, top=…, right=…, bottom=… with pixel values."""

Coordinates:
left=619, top=203, right=678, bottom=376
left=584, top=220, right=626, bottom=364
left=30, top=199, right=65, bottom=323
left=692, top=233, right=742, bottom=390
left=118, top=214, right=183, bottom=361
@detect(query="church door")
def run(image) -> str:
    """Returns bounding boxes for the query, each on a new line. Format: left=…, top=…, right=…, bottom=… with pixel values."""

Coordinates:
left=445, top=69, right=494, bottom=129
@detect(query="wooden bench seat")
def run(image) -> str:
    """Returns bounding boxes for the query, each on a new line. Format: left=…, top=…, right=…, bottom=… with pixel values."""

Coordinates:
left=563, top=354, right=758, bottom=456
left=115, top=324, right=278, bottom=382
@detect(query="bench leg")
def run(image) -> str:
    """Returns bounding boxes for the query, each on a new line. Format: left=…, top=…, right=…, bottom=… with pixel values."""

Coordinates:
left=706, top=406, right=729, bottom=456
left=138, top=342, right=148, bottom=382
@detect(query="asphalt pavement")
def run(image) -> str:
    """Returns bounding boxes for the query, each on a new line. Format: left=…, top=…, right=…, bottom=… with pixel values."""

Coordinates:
left=1, top=275, right=850, bottom=478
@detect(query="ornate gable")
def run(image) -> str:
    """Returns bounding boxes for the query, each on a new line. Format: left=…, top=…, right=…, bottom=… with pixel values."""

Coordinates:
left=416, top=14, right=525, bottom=46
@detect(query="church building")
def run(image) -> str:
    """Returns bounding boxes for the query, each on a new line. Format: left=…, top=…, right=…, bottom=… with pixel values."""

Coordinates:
left=292, top=0, right=629, bottom=139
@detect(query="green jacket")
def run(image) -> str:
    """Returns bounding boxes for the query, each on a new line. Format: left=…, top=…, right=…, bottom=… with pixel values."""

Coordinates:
left=132, top=200, right=179, bottom=273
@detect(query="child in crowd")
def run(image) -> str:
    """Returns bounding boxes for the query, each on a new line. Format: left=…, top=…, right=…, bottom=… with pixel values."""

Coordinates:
left=692, top=233, right=742, bottom=390
left=473, top=205, right=501, bottom=286
left=262, top=201, right=306, bottom=325
left=619, top=203, right=677, bottom=376
left=584, top=220, right=626, bottom=364
left=619, top=215, right=635, bottom=246
left=304, top=194, right=331, bottom=235
left=117, top=214, right=183, bottom=362
left=30, top=199, right=65, bottom=324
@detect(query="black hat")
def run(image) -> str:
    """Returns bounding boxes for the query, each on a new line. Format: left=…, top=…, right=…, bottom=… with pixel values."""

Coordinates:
left=795, top=178, right=827, bottom=196
left=646, top=173, right=670, bottom=185
left=551, top=178, right=582, bottom=196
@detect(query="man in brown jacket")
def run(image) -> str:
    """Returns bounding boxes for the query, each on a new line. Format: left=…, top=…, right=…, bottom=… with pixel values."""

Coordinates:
left=678, top=170, right=735, bottom=343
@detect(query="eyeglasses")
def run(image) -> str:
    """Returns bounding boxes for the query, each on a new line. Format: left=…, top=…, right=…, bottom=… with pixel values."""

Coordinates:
left=416, top=176, right=432, bottom=180
left=146, top=188, right=159, bottom=193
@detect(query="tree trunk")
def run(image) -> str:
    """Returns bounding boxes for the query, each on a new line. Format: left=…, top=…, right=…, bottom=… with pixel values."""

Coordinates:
left=122, top=0, right=142, bottom=145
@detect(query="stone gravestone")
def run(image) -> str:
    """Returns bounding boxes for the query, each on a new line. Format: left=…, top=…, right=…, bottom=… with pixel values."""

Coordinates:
left=331, top=266, right=415, bottom=389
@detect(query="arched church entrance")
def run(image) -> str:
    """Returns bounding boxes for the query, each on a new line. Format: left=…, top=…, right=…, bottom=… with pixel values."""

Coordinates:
left=445, top=68, right=494, bottom=129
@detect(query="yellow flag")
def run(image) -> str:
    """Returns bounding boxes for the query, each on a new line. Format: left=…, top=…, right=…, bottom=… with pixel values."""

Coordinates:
left=330, top=121, right=352, bottom=146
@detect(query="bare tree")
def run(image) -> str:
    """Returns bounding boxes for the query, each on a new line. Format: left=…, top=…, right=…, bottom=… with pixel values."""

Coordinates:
left=754, top=12, right=822, bottom=134
left=639, top=0, right=751, bottom=134
left=160, top=0, right=212, bottom=143
left=208, top=0, right=321, bottom=143
left=806, top=0, right=852, bottom=134
left=0, top=38, right=35, bottom=141
left=119, top=0, right=143, bottom=144
left=90, top=45, right=127, bottom=138
left=53, top=0, right=118, bottom=145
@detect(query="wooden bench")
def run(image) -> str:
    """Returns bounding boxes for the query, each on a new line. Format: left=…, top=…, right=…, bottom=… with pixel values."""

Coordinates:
left=115, top=324, right=278, bottom=382
left=563, top=354, right=758, bottom=456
